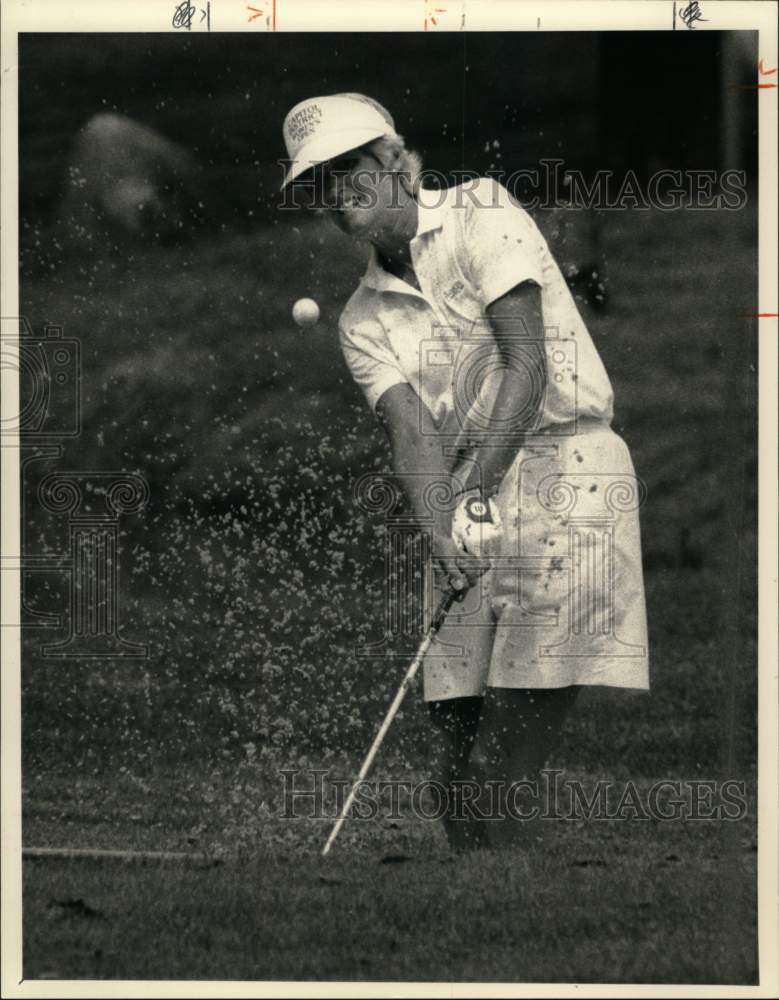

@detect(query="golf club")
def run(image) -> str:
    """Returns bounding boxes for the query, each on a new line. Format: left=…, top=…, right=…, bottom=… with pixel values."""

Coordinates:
left=321, top=584, right=459, bottom=856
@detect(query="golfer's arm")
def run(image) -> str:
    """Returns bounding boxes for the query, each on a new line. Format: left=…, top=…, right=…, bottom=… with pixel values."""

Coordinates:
left=463, top=281, right=547, bottom=499
left=375, top=384, right=452, bottom=530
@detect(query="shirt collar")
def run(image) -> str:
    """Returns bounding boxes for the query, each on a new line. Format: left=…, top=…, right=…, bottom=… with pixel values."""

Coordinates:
left=414, top=185, right=446, bottom=237
left=360, top=187, right=445, bottom=294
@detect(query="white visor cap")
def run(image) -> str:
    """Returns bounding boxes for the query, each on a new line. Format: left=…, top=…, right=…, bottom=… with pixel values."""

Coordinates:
left=281, top=94, right=398, bottom=190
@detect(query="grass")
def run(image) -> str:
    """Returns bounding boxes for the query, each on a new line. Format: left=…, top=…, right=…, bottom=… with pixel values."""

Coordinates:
left=23, top=773, right=756, bottom=983
left=17, top=197, right=758, bottom=983
left=20, top=562, right=757, bottom=983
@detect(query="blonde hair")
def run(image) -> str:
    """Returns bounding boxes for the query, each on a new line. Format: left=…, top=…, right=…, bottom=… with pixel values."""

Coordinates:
left=369, top=135, right=423, bottom=194
left=341, top=93, right=423, bottom=193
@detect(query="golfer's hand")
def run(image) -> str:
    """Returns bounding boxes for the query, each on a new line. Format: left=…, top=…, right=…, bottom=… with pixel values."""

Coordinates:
left=432, top=531, right=487, bottom=600
left=451, top=491, right=503, bottom=557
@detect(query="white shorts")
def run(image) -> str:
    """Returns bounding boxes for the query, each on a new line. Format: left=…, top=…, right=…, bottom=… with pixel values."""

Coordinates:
left=423, top=420, right=650, bottom=701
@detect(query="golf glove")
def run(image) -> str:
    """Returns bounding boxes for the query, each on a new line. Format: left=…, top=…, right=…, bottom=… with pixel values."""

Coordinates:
left=450, top=490, right=502, bottom=558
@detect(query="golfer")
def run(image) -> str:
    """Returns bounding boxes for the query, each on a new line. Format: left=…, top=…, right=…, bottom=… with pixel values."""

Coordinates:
left=281, top=94, right=649, bottom=850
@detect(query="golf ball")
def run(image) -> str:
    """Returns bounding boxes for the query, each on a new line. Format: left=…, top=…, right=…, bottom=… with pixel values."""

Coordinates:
left=292, top=297, right=320, bottom=328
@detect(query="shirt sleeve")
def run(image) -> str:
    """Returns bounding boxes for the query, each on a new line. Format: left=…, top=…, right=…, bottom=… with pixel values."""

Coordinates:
left=339, top=319, right=408, bottom=413
left=463, top=179, right=545, bottom=308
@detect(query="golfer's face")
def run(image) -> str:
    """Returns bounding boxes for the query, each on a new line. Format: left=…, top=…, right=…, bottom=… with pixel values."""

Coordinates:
left=320, top=148, right=398, bottom=238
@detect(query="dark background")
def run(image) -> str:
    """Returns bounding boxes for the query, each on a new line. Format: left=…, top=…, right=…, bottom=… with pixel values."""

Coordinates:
left=17, top=28, right=759, bottom=759
left=17, top=28, right=758, bottom=759
left=20, top=31, right=756, bottom=227
left=17, top=29, right=760, bottom=983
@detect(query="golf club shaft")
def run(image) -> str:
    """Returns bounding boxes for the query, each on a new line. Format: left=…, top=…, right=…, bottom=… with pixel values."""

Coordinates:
left=321, top=587, right=458, bottom=857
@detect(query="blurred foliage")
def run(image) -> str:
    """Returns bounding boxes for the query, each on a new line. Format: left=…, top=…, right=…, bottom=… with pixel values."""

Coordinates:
left=19, top=204, right=757, bottom=774
left=19, top=31, right=752, bottom=229
left=15, top=38, right=758, bottom=985
left=16, top=33, right=758, bottom=783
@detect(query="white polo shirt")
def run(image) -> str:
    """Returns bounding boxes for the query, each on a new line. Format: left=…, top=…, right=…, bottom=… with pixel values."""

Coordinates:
left=338, top=178, right=614, bottom=438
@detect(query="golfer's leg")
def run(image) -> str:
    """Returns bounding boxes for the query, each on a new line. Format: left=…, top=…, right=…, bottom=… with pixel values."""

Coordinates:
left=468, top=686, right=580, bottom=849
left=428, top=696, right=486, bottom=850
